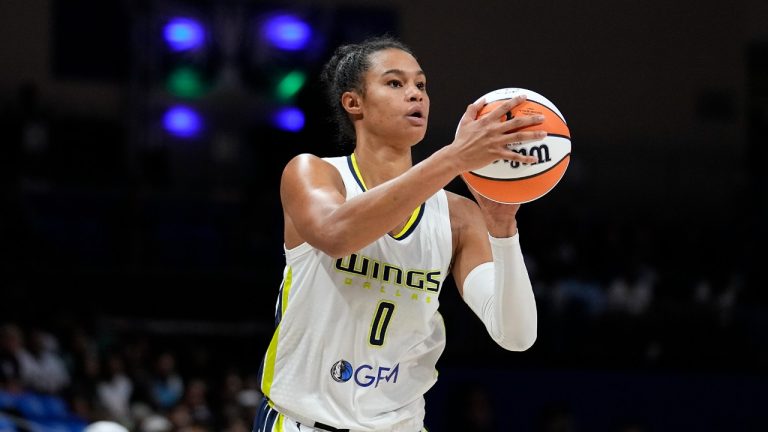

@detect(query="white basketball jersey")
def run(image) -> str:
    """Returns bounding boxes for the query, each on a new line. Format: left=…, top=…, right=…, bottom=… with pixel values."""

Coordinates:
left=258, top=154, right=452, bottom=432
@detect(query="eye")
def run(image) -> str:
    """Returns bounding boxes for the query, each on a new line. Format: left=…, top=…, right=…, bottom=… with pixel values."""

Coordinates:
left=387, top=80, right=403, bottom=88
left=416, top=82, right=426, bottom=91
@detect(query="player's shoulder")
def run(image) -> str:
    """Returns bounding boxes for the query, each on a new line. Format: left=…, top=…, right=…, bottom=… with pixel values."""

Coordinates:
left=281, top=153, right=346, bottom=191
left=286, top=152, right=324, bottom=166
left=445, top=191, right=482, bottom=225
left=283, top=153, right=339, bottom=176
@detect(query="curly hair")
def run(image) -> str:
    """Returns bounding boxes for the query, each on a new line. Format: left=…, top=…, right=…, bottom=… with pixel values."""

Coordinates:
left=319, top=35, right=415, bottom=147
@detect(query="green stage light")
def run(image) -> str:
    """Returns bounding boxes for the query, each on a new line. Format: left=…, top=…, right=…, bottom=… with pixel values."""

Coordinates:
left=275, top=70, right=306, bottom=101
left=167, top=66, right=205, bottom=99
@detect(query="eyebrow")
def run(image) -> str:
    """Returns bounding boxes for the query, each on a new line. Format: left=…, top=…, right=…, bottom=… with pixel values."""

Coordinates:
left=381, top=69, right=426, bottom=77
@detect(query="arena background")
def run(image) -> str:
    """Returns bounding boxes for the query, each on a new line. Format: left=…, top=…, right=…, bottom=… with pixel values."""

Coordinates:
left=1, top=0, right=767, bottom=431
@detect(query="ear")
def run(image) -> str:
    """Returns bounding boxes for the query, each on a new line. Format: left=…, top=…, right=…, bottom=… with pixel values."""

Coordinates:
left=341, top=91, right=362, bottom=115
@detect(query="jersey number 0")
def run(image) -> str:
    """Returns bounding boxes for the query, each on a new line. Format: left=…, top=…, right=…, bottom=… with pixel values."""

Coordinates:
left=369, top=301, right=396, bottom=346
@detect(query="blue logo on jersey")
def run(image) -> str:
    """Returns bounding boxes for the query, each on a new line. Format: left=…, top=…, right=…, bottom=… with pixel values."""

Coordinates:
left=330, top=360, right=353, bottom=382
left=330, top=360, right=399, bottom=388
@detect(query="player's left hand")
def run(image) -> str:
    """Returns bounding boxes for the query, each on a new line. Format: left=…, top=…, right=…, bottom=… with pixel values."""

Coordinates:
left=463, top=178, right=521, bottom=236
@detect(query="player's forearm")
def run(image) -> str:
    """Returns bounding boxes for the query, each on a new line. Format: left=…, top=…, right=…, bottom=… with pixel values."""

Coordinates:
left=462, top=233, right=537, bottom=351
left=490, top=234, right=537, bottom=350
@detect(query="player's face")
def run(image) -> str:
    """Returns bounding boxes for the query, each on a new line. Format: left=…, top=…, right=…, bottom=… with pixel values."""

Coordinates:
left=358, top=48, right=429, bottom=145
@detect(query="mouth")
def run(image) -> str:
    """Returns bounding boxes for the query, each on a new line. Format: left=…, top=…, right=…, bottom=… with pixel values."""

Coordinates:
left=405, top=111, right=426, bottom=127
left=406, top=107, right=426, bottom=126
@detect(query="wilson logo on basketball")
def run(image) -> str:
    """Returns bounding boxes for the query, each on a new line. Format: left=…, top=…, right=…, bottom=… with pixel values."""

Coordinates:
left=494, top=144, right=551, bottom=168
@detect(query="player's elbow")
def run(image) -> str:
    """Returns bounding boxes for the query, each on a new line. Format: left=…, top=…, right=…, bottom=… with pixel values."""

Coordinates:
left=324, top=247, right=355, bottom=260
left=304, top=219, right=366, bottom=258
left=313, top=233, right=358, bottom=259
left=316, top=241, right=352, bottom=259
left=497, top=331, right=537, bottom=352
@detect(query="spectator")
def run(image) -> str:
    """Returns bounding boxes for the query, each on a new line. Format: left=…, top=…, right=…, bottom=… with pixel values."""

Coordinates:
left=17, top=328, right=70, bottom=393
left=96, top=351, right=133, bottom=426
left=149, top=351, right=184, bottom=411
left=0, top=324, right=23, bottom=391
left=181, top=378, right=213, bottom=427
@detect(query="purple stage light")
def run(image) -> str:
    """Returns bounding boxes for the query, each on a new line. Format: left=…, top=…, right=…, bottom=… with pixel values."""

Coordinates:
left=163, top=106, right=202, bottom=138
left=262, top=14, right=312, bottom=51
left=273, top=107, right=305, bottom=132
left=164, top=17, right=205, bottom=51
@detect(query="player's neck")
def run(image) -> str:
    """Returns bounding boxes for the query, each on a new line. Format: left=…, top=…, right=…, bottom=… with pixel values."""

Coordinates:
left=352, top=145, right=412, bottom=189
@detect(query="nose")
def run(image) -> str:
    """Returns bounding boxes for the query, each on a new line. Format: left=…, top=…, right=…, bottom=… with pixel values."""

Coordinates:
left=406, top=85, right=423, bottom=101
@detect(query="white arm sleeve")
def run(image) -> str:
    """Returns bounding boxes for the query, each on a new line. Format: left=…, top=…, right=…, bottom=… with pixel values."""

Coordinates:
left=461, top=233, right=537, bottom=351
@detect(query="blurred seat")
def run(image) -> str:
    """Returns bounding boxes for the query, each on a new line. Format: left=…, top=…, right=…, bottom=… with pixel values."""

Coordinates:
left=0, top=390, right=15, bottom=411
left=28, top=419, right=88, bottom=432
left=1, top=391, right=86, bottom=432
left=0, top=414, right=18, bottom=432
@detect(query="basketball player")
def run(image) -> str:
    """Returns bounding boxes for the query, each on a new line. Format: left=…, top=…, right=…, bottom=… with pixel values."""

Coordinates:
left=253, top=35, right=544, bottom=432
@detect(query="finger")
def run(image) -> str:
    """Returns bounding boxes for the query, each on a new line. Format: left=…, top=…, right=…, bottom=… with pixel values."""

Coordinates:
left=502, top=130, right=548, bottom=145
left=482, top=95, right=527, bottom=124
left=493, top=114, right=546, bottom=133
left=459, top=97, right=487, bottom=126
left=499, top=148, right=539, bottom=165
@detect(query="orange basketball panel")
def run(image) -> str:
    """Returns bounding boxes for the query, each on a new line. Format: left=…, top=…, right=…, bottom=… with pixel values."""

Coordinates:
left=462, top=156, right=570, bottom=204
left=478, top=100, right=570, bottom=138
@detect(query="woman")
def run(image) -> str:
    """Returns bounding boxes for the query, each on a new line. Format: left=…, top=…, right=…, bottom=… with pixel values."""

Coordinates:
left=254, top=35, right=543, bottom=432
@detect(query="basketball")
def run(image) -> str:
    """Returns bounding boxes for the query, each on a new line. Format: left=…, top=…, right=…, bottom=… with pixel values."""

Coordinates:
left=458, top=88, right=571, bottom=204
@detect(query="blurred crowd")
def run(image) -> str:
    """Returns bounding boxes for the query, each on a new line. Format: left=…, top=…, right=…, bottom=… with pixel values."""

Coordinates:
left=434, top=205, right=766, bottom=376
left=0, top=321, right=262, bottom=432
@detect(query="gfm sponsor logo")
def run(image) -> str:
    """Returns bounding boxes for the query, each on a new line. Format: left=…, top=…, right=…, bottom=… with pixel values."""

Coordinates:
left=330, top=360, right=399, bottom=388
